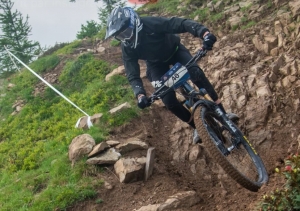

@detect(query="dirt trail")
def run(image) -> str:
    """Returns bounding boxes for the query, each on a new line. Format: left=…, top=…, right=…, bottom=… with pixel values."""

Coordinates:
left=68, top=77, right=299, bottom=211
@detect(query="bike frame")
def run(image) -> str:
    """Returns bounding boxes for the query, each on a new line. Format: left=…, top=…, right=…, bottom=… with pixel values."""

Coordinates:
left=148, top=49, right=244, bottom=154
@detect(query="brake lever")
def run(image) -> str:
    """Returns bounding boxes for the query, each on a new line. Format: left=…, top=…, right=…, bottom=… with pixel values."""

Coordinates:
left=147, top=95, right=159, bottom=105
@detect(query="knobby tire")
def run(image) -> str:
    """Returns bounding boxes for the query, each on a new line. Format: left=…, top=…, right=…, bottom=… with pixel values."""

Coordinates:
left=193, top=105, right=268, bottom=192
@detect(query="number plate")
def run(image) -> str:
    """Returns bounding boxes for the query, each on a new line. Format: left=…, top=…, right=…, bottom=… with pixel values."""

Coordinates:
left=161, top=63, right=190, bottom=88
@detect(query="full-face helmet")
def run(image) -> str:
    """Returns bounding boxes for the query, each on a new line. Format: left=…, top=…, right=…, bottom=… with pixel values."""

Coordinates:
left=105, top=7, right=143, bottom=49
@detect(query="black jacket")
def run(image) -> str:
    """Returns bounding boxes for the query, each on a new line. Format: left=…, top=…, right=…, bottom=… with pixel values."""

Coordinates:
left=122, top=16, right=209, bottom=97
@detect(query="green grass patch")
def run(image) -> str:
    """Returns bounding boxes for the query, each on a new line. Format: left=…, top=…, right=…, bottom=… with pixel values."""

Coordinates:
left=0, top=44, right=138, bottom=210
left=241, top=3, right=253, bottom=13
left=54, top=40, right=82, bottom=55
left=241, top=21, right=257, bottom=30
left=211, top=12, right=224, bottom=22
left=110, top=39, right=121, bottom=47
left=94, top=27, right=106, bottom=40
left=138, top=0, right=181, bottom=15
left=29, top=55, right=60, bottom=74
left=190, top=8, right=209, bottom=22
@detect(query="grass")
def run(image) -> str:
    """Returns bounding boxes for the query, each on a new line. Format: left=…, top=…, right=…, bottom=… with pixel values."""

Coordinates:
left=29, top=55, right=60, bottom=74
left=138, top=0, right=181, bottom=15
left=0, top=41, right=139, bottom=210
left=110, top=39, right=121, bottom=47
left=241, top=21, right=257, bottom=30
left=54, top=40, right=82, bottom=55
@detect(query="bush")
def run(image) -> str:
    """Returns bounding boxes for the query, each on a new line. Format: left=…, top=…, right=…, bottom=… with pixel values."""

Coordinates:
left=259, top=153, right=300, bottom=210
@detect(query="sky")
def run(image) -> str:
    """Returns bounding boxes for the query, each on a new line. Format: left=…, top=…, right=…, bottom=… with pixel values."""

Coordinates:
left=12, top=0, right=135, bottom=47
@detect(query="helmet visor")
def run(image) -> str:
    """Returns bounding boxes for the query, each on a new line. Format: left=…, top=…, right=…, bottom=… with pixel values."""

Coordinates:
left=115, top=26, right=134, bottom=42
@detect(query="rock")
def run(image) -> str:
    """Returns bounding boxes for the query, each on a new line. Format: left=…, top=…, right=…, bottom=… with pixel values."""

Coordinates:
left=97, top=46, right=105, bottom=53
left=114, top=157, right=147, bottom=183
left=256, top=85, right=272, bottom=97
left=145, top=147, right=155, bottom=181
left=290, top=60, right=299, bottom=75
left=135, top=191, right=201, bottom=211
left=115, top=138, right=148, bottom=153
left=295, top=86, right=300, bottom=98
left=158, top=191, right=201, bottom=210
left=135, top=204, right=160, bottom=211
left=289, top=0, right=300, bottom=17
left=237, top=95, right=247, bottom=108
left=270, top=47, right=279, bottom=56
left=169, top=120, right=191, bottom=162
left=270, top=55, right=284, bottom=74
left=109, top=102, right=131, bottom=114
left=105, top=65, right=125, bottom=81
left=268, top=71, right=277, bottom=82
left=252, top=35, right=264, bottom=52
left=265, top=36, right=278, bottom=50
left=188, top=145, right=202, bottom=161
left=228, top=15, right=242, bottom=28
left=104, top=181, right=113, bottom=190
left=90, top=113, right=103, bottom=125
left=76, top=114, right=102, bottom=130
left=86, top=148, right=121, bottom=165
left=76, top=116, right=93, bottom=130
left=7, top=83, right=16, bottom=88
left=280, top=64, right=291, bottom=76
left=88, top=142, right=110, bottom=157
left=224, top=5, right=240, bottom=14
left=282, top=76, right=297, bottom=87
left=106, top=140, right=120, bottom=147
left=68, top=134, right=95, bottom=163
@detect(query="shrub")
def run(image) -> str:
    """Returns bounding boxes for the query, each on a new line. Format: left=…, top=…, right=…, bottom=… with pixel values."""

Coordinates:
left=259, top=153, right=300, bottom=210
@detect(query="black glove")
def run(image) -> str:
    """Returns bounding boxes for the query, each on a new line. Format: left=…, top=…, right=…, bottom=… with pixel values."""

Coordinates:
left=203, top=33, right=217, bottom=50
left=137, top=95, right=150, bottom=109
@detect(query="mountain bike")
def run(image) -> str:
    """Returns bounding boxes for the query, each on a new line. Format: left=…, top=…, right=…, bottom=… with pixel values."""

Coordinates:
left=147, top=49, right=268, bottom=192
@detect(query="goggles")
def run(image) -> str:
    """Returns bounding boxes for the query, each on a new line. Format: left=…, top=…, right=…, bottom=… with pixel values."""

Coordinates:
left=115, top=26, right=134, bottom=43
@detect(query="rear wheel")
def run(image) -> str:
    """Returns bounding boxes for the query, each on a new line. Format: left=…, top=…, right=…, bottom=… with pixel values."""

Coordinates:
left=193, top=105, right=268, bottom=191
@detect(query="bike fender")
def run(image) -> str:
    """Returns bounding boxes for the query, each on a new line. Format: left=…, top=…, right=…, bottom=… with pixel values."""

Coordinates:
left=187, top=100, right=212, bottom=123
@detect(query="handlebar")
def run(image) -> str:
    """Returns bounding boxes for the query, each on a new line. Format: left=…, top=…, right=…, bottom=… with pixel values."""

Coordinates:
left=147, top=48, right=208, bottom=104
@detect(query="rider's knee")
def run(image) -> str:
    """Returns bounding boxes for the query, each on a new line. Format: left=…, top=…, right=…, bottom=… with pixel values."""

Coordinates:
left=188, top=66, right=205, bottom=82
left=161, top=92, right=180, bottom=109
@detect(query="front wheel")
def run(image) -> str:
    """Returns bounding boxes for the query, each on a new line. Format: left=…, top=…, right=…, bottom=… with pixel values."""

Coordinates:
left=193, top=105, right=268, bottom=192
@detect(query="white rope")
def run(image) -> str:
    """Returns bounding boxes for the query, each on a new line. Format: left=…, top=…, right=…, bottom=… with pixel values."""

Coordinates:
left=5, top=46, right=93, bottom=128
left=4, top=46, right=21, bottom=72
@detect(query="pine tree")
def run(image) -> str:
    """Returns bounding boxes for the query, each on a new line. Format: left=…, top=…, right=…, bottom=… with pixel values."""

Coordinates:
left=0, top=0, right=41, bottom=74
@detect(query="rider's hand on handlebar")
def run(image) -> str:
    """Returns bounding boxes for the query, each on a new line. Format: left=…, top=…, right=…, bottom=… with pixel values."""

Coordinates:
left=202, top=32, right=217, bottom=50
left=137, top=94, right=151, bottom=109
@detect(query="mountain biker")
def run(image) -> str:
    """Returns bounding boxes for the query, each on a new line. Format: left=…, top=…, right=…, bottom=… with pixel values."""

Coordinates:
left=105, top=6, right=238, bottom=143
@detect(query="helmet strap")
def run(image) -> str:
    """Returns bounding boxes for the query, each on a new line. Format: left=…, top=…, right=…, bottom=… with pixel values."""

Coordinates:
left=133, top=22, right=143, bottom=49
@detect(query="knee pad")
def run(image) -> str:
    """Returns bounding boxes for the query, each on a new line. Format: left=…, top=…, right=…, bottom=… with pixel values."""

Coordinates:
left=161, top=91, right=180, bottom=109
left=188, top=66, right=205, bottom=82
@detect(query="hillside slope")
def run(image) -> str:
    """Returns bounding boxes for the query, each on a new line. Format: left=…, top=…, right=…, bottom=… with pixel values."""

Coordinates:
left=0, top=0, right=299, bottom=210
left=66, top=0, right=300, bottom=210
